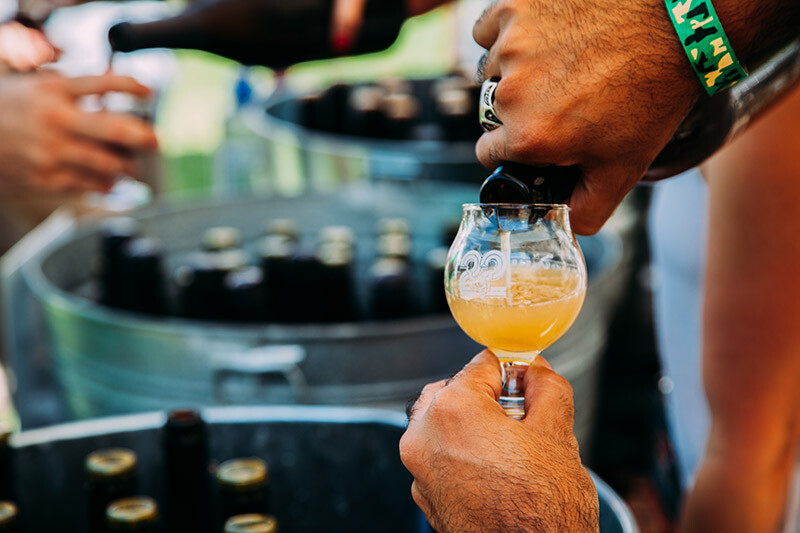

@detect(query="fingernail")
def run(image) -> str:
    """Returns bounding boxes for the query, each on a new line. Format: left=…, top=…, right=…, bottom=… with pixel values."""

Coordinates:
left=332, top=32, right=353, bottom=54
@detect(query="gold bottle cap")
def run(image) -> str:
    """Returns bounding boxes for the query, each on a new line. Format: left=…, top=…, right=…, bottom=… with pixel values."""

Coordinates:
left=319, top=226, right=356, bottom=246
left=106, top=496, right=158, bottom=525
left=376, top=233, right=411, bottom=259
left=258, top=234, right=295, bottom=260
left=264, top=219, right=299, bottom=240
left=216, top=458, right=269, bottom=490
left=376, top=77, right=412, bottom=95
left=224, top=514, right=278, bottom=533
left=85, top=448, right=137, bottom=480
left=349, top=87, right=384, bottom=113
left=436, top=89, right=472, bottom=117
left=382, top=93, right=420, bottom=121
left=202, top=226, right=243, bottom=252
left=375, top=218, right=410, bottom=236
left=0, top=502, right=18, bottom=525
left=318, top=242, right=353, bottom=267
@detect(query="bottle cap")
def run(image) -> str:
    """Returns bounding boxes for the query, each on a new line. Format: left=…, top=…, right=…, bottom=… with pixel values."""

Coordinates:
left=106, top=496, right=158, bottom=526
left=319, top=226, right=356, bottom=246
left=258, top=235, right=296, bottom=260
left=318, top=242, right=353, bottom=267
left=264, top=219, right=299, bottom=241
left=376, top=77, right=412, bottom=95
left=375, top=218, right=410, bottom=236
left=436, top=89, right=472, bottom=117
left=86, top=448, right=137, bottom=480
left=382, top=93, right=419, bottom=121
left=224, top=514, right=278, bottom=533
left=216, top=458, right=269, bottom=490
left=348, top=87, right=384, bottom=113
left=202, top=227, right=243, bottom=252
left=376, top=233, right=411, bottom=259
left=0, top=502, right=17, bottom=526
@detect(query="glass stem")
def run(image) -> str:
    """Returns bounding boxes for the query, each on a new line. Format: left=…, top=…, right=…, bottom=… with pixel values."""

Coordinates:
left=499, top=356, right=537, bottom=419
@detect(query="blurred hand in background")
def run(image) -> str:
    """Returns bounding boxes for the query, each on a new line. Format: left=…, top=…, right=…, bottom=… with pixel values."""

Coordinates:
left=0, top=72, right=157, bottom=193
left=0, top=21, right=58, bottom=72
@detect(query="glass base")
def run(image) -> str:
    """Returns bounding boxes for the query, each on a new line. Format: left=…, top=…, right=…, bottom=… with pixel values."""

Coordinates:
left=497, top=358, right=536, bottom=419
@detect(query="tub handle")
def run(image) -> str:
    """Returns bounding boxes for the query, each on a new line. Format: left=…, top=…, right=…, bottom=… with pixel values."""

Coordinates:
left=213, top=344, right=310, bottom=404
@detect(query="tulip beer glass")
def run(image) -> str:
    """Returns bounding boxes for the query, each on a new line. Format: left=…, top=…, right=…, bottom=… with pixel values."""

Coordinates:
left=445, top=204, right=587, bottom=418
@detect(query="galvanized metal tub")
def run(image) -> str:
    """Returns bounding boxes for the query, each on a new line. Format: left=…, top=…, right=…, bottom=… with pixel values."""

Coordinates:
left=9, top=406, right=638, bottom=532
left=20, top=182, right=625, bottom=452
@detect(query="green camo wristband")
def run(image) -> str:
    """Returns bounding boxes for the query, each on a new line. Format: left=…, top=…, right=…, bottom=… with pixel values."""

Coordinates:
left=665, top=0, right=748, bottom=95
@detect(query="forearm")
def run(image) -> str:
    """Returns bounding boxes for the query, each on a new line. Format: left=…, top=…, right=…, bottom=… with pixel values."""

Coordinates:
left=682, top=431, right=796, bottom=533
left=681, top=85, right=800, bottom=532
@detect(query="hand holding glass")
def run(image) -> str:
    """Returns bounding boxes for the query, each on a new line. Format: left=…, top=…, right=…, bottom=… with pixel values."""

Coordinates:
left=445, top=204, right=586, bottom=418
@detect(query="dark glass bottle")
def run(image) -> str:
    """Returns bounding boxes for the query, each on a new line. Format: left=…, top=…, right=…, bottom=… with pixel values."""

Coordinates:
left=224, top=514, right=278, bottom=533
left=436, top=88, right=481, bottom=143
left=479, top=163, right=581, bottom=205
left=108, top=0, right=406, bottom=69
left=99, top=217, right=140, bottom=308
left=345, top=86, right=386, bottom=137
left=116, top=238, right=169, bottom=315
left=163, top=409, right=211, bottom=533
left=381, top=93, right=420, bottom=140
left=317, top=242, right=358, bottom=322
left=224, top=266, right=268, bottom=322
left=216, top=458, right=270, bottom=526
left=0, top=501, right=17, bottom=533
left=105, top=496, right=159, bottom=533
left=368, top=257, right=416, bottom=320
left=0, top=431, right=13, bottom=502
left=85, top=448, right=139, bottom=533
left=174, top=249, right=251, bottom=320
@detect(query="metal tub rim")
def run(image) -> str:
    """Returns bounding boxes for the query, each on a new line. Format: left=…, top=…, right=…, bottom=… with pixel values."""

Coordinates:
left=11, top=405, right=637, bottom=533
left=21, top=195, right=624, bottom=345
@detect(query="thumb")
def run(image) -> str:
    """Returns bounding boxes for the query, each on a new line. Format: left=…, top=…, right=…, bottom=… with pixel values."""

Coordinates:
left=448, top=349, right=503, bottom=400
left=521, top=357, right=576, bottom=428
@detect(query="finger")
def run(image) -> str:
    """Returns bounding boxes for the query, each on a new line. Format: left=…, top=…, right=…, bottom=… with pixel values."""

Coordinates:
left=331, top=0, right=368, bottom=53
left=569, top=163, right=641, bottom=235
left=472, top=0, right=503, bottom=49
left=60, top=139, right=137, bottom=178
left=447, top=349, right=503, bottom=399
left=475, top=127, right=510, bottom=169
left=406, top=380, right=447, bottom=422
left=67, top=111, right=158, bottom=151
left=63, top=75, right=152, bottom=98
left=521, top=357, right=575, bottom=427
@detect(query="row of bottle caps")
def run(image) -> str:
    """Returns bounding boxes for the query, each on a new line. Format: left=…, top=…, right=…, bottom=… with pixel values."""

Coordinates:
left=98, top=216, right=456, bottom=323
left=0, top=410, right=276, bottom=532
left=297, top=74, right=484, bottom=143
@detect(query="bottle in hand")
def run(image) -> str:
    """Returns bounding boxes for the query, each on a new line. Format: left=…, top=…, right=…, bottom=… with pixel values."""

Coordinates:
left=108, top=0, right=407, bottom=70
